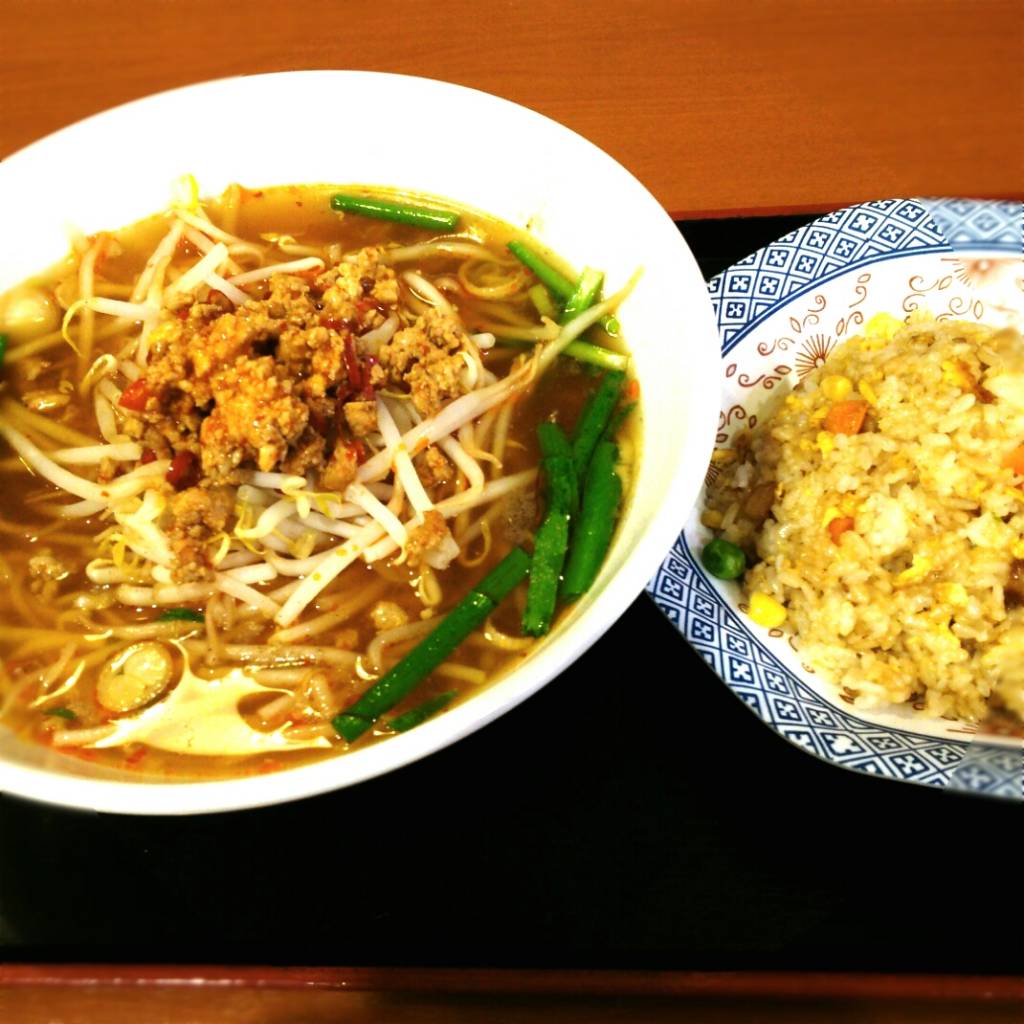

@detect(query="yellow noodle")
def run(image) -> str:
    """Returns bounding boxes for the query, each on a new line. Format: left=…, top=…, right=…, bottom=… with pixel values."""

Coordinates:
left=456, top=518, right=493, bottom=569
left=436, top=663, right=488, bottom=685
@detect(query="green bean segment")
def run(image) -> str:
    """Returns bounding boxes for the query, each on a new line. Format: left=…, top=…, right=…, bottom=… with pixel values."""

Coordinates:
left=330, top=193, right=459, bottom=231
left=0, top=334, right=7, bottom=368
left=333, top=548, right=531, bottom=742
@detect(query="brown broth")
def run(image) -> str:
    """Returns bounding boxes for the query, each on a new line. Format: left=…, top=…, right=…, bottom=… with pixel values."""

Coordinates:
left=0, top=185, right=636, bottom=780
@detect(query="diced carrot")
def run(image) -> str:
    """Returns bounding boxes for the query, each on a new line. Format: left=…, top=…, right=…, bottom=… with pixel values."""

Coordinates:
left=828, top=516, right=856, bottom=544
left=1003, top=443, right=1024, bottom=476
left=824, top=399, right=869, bottom=435
left=118, top=379, right=152, bottom=412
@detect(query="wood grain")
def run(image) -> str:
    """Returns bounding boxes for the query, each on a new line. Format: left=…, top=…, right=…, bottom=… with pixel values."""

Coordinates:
left=1, top=1, right=1021, bottom=217
left=1, top=967, right=1022, bottom=1024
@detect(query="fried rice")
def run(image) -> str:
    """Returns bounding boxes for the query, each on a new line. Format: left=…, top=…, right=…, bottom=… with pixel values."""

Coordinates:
left=706, top=314, right=1024, bottom=724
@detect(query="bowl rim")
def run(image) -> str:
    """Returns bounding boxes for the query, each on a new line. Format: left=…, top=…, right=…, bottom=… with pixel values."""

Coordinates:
left=0, top=69, right=721, bottom=815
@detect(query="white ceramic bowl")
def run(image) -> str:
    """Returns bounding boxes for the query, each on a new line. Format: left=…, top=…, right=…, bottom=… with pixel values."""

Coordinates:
left=0, top=71, right=720, bottom=814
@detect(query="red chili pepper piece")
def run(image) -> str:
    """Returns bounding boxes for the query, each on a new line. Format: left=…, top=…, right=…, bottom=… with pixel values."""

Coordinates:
left=342, top=336, right=363, bottom=391
left=346, top=439, right=368, bottom=464
left=140, top=449, right=157, bottom=465
left=166, top=451, right=199, bottom=490
left=119, top=379, right=152, bottom=412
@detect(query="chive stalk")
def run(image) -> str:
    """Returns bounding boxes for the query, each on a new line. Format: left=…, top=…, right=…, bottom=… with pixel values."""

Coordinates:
left=507, top=241, right=575, bottom=299
left=527, top=283, right=559, bottom=320
left=330, top=193, right=459, bottom=231
left=158, top=608, right=204, bottom=623
left=570, top=371, right=625, bottom=484
left=389, top=691, right=457, bottom=733
left=495, top=338, right=628, bottom=373
left=560, top=267, right=604, bottom=324
left=333, top=548, right=531, bottom=742
left=560, top=440, right=622, bottom=603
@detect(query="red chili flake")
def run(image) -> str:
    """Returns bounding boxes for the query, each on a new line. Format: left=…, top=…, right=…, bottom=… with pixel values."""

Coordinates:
left=119, top=379, right=152, bottom=411
left=124, top=746, right=148, bottom=766
left=343, top=336, right=363, bottom=391
left=320, top=316, right=345, bottom=331
left=166, top=451, right=199, bottom=490
left=346, top=439, right=368, bottom=464
left=355, top=298, right=378, bottom=315
left=140, top=449, right=157, bottom=465
left=175, top=307, right=190, bottom=320
left=359, top=356, right=377, bottom=402
left=309, top=409, right=329, bottom=435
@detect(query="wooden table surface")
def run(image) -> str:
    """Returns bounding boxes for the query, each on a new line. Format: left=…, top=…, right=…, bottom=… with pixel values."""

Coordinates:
left=1, top=3, right=1022, bottom=1019
left=2, top=0, right=1021, bottom=218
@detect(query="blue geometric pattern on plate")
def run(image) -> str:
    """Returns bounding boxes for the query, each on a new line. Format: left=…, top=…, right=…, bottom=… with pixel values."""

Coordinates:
left=708, top=199, right=950, bottom=353
left=921, top=198, right=1024, bottom=254
left=649, top=198, right=1024, bottom=799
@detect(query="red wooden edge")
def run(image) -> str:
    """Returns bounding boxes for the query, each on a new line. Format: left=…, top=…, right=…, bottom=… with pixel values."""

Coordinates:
left=0, top=966, right=1021, bottom=1001
left=667, top=192, right=1024, bottom=221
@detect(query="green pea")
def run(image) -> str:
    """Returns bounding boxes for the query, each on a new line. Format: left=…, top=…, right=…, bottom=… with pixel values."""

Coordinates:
left=701, top=538, right=746, bottom=580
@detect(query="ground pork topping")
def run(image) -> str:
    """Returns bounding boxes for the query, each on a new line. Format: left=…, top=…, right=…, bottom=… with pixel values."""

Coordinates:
left=371, top=307, right=469, bottom=416
left=316, top=247, right=398, bottom=330
left=200, top=357, right=309, bottom=480
left=404, top=509, right=454, bottom=568
left=109, top=247, right=482, bottom=579
left=167, top=486, right=234, bottom=582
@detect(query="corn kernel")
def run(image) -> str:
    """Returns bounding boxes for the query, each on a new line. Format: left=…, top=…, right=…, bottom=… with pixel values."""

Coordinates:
left=710, top=448, right=736, bottom=464
left=893, top=554, right=933, bottom=587
left=936, top=583, right=968, bottom=606
left=701, top=509, right=724, bottom=529
left=865, top=312, right=903, bottom=341
left=858, top=379, right=879, bottom=406
left=821, top=506, right=842, bottom=528
left=810, top=406, right=829, bottom=423
left=748, top=592, right=787, bottom=628
left=1012, top=539, right=1024, bottom=559
left=816, top=431, right=835, bottom=456
left=821, top=375, right=853, bottom=401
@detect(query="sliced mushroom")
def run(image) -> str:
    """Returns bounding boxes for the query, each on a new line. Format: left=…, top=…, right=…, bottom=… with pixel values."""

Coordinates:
left=96, top=642, right=174, bottom=714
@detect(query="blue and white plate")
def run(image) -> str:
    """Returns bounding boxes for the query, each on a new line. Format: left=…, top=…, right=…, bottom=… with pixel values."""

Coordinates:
left=648, top=198, right=1024, bottom=799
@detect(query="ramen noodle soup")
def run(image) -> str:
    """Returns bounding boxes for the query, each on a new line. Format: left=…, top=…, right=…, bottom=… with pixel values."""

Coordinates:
left=0, top=182, right=639, bottom=778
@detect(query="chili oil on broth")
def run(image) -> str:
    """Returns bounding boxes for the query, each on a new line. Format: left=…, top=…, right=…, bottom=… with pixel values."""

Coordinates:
left=0, top=183, right=637, bottom=781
